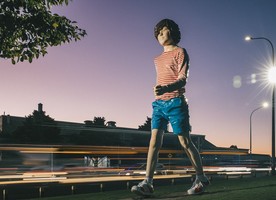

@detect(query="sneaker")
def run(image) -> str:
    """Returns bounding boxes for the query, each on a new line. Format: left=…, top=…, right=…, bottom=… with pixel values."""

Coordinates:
left=131, top=180, right=154, bottom=196
left=187, top=177, right=210, bottom=195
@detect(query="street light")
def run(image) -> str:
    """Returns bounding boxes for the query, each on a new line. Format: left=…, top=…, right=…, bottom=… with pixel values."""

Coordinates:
left=245, top=36, right=275, bottom=175
left=249, top=102, right=269, bottom=154
left=268, top=66, right=276, bottom=176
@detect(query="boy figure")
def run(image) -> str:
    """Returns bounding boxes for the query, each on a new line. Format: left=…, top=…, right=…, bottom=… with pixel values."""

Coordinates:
left=131, top=19, right=209, bottom=196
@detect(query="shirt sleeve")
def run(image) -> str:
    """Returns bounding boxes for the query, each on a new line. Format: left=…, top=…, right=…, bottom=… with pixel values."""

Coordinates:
left=177, top=48, right=189, bottom=80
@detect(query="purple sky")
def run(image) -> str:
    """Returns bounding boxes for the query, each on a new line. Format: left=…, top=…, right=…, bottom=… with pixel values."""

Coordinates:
left=1, top=0, right=276, bottom=155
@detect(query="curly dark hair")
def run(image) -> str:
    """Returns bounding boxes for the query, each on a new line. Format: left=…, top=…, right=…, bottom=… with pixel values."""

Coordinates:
left=154, top=19, right=181, bottom=44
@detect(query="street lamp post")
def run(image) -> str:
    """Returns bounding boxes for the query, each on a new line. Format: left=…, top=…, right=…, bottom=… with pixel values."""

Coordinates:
left=245, top=36, right=275, bottom=175
left=249, top=103, right=268, bottom=155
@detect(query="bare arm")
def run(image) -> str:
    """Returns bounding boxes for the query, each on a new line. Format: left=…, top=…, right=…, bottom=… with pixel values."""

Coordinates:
left=154, top=77, right=186, bottom=96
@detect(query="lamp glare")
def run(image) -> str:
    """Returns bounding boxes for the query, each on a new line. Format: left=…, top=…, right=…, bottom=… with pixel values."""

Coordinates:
left=268, top=67, right=276, bottom=83
left=263, top=102, right=269, bottom=108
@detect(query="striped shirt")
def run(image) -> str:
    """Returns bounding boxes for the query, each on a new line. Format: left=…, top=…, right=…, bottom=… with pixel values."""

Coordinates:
left=154, top=47, right=189, bottom=100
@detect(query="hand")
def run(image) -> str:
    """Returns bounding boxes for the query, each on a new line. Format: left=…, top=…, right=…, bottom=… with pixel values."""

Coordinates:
left=154, top=85, right=168, bottom=96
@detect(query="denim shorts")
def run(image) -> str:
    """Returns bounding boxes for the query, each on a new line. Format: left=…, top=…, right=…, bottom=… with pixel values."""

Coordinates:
left=151, top=96, right=191, bottom=135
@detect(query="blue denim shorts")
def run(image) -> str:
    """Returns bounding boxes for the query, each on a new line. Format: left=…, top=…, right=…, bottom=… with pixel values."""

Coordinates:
left=151, top=96, right=191, bottom=135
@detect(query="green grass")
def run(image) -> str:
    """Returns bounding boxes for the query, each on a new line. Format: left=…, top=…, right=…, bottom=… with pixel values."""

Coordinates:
left=30, top=176, right=276, bottom=200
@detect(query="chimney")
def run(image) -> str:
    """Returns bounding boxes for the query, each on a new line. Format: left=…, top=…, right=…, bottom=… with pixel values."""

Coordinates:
left=84, top=120, right=93, bottom=127
left=38, top=103, right=43, bottom=112
left=106, top=121, right=116, bottom=127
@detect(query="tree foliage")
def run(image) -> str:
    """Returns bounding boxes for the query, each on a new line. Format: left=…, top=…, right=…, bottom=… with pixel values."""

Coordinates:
left=11, top=109, right=61, bottom=144
left=0, top=0, right=87, bottom=64
left=92, top=117, right=106, bottom=126
left=138, top=116, right=152, bottom=131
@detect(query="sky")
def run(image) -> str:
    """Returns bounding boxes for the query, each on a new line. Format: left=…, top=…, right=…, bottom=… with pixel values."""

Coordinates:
left=1, top=0, right=276, bottom=155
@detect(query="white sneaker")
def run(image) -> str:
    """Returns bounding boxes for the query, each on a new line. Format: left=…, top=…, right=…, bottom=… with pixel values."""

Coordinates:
left=187, top=177, right=210, bottom=195
left=131, top=180, right=154, bottom=196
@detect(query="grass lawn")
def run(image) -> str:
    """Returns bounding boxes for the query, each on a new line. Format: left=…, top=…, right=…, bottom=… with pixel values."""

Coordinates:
left=30, top=176, right=276, bottom=200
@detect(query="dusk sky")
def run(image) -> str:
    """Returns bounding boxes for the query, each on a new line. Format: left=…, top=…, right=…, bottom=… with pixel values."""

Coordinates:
left=1, top=0, right=276, bottom=155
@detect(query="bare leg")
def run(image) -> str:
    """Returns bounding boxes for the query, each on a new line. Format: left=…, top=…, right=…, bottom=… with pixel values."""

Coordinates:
left=130, top=130, right=163, bottom=196
left=178, top=133, right=204, bottom=175
left=146, top=129, right=164, bottom=179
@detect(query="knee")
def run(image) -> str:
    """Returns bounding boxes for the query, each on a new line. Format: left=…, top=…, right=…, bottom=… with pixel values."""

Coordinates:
left=149, top=130, right=163, bottom=149
left=149, top=136, right=157, bottom=147
left=149, top=137, right=162, bottom=149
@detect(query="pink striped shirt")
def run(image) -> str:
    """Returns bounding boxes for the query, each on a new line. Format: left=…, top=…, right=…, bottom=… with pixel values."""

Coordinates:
left=154, top=47, right=189, bottom=100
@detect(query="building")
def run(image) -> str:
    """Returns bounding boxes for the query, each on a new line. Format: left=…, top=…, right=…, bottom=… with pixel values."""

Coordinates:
left=0, top=104, right=271, bottom=168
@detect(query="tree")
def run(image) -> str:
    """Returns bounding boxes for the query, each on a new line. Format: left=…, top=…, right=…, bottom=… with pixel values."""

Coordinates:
left=138, top=116, right=152, bottom=131
left=92, top=117, right=106, bottom=126
left=0, top=0, right=87, bottom=64
left=11, top=109, right=61, bottom=144
left=230, top=145, right=238, bottom=149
